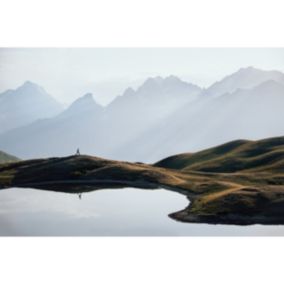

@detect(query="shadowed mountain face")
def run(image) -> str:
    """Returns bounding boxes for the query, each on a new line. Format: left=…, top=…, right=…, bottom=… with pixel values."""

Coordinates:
left=1, top=136, right=284, bottom=225
left=0, top=81, right=63, bottom=133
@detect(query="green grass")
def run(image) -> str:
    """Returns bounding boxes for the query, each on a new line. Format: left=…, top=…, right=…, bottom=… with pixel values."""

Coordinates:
left=154, top=136, right=284, bottom=173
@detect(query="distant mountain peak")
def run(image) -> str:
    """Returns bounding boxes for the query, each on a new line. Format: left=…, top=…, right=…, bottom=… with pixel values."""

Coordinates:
left=71, top=93, right=98, bottom=106
left=19, top=80, right=43, bottom=91
left=235, top=66, right=269, bottom=77
left=14, top=81, right=52, bottom=99
left=81, top=92, right=94, bottom=100
left=143, top=75, right=181, bottom=85
left=137, top=75, right=200, bottom=93
left=238, top=66, right=256, bottom=72
left=206, top=67, right=284, bottom=97
left=123, top=87, right=135, bottom=96
left=62, top=93, right=103, bottom=117
left=164, top=75, right=182, bottom=82
left=234, top=66, right=284, bottom=78
left=0, top=81, right=63, bottom=133
left=23, top=80, right=36, bottom=86
left=141, top=77, right=163, bottom=88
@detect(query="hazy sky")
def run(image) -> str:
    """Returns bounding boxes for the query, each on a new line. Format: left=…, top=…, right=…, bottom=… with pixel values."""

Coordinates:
left=1, top=48, right=284, bottom=106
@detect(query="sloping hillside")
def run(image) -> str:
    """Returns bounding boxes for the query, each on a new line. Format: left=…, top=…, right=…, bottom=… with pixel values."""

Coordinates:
left=0, top=151, right=19, bottom=163
left=1, top=136, right=284, bottom=225
left=154, top=136, right=284, bottom=173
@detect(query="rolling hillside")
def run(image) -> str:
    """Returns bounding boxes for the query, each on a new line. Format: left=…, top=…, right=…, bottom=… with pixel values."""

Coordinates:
left=154, top=136, right=284, bottom=173
left=1, top=136, right=284, bottom=225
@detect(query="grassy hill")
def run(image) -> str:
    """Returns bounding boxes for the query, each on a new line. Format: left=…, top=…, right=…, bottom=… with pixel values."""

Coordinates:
left=0, top=150, right=19, bottom=164
left=154, top=136, right=284, bottom=173
left=1, top=136, right=284, bottom=225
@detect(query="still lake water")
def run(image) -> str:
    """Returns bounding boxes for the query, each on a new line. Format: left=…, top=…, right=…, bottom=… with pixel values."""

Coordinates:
left=1, top=187, right=284, bottom=236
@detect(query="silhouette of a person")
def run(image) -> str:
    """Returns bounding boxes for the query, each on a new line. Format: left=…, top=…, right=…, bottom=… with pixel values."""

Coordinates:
left=76, top=148, right=80, bottom=155
left=78, top=193, right=82, bottom=200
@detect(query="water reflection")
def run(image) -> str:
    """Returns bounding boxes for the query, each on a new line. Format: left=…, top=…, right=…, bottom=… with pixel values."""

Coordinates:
left=0, top=187, right=284, bottom=236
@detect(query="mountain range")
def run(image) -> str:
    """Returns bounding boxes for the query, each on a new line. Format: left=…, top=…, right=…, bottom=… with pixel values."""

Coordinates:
left=118, top=76, right=284, bottom=162
left=0, top=67, right=284, bottom=161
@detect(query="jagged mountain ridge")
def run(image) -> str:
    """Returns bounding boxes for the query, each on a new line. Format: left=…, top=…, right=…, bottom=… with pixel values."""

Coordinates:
left=1, top=68, right=284, bottom=161
left=0, top=76, right=203, bottom=159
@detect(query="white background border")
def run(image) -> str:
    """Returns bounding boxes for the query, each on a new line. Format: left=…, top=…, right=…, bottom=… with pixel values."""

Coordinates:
left=1, top=1, right=284, bottom=283
left=1, top=0, right=284, bottom=47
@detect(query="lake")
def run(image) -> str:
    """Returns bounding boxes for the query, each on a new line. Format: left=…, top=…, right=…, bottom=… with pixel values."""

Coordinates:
left=0, top=187, right=284, bottom=236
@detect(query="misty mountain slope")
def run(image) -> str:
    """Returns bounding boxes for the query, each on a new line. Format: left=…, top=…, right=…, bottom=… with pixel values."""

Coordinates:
left=100, top=76, right=202, bottom=149
left=115, top=78, right=284, bottom=162
left=0, top=76, right=202, bottom=159
left=0, top=81, right=63, bottom=133
left=0, top=93, right=104, bottom=159
left=204, top=66, right=284, bottom=97
left=0, top=76, right=203, bottom=159
left=112, top=67, right=284, bottom=162
left=2, top=67, right=284, bottom=162
left=109, top=91, right=212, bottom=161
left=206, top=80, right=284, bottom=138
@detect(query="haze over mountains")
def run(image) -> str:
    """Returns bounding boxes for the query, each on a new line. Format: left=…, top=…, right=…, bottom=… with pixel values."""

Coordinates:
left=0, top=81, right=63, bottom=133
left=119, top=74, right=284, bottom=161
left=204, top=66, right=284, bottom=96
left=0, top=67, right=284, bottom=162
